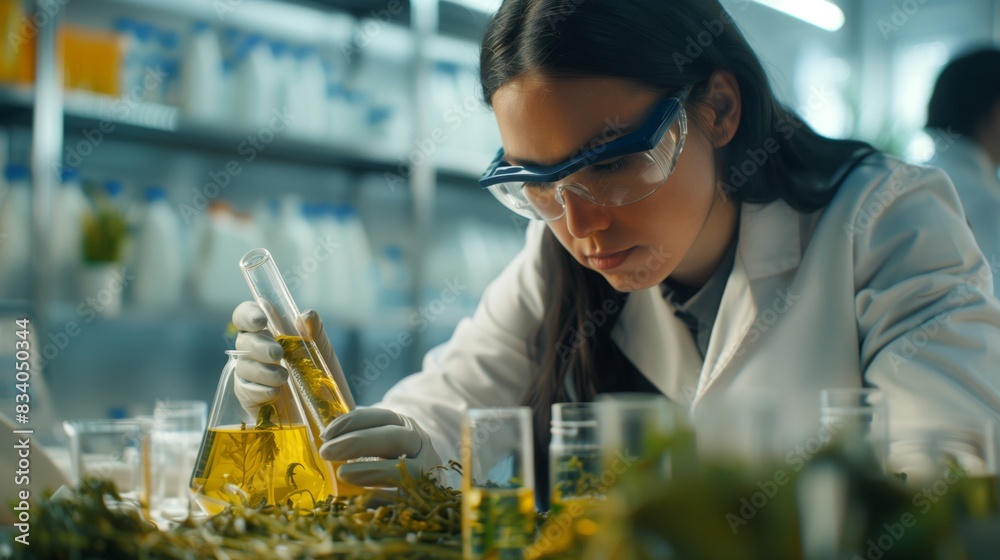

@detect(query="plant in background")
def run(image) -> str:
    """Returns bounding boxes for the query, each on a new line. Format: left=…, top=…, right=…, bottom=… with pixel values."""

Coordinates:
left=81, top=193, right=128, bottom=263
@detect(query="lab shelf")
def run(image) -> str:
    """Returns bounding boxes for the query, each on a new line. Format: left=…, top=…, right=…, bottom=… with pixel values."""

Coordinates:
left=7, top=0, right=499, bottom=390
left=0, top=86, right=490, bottom=180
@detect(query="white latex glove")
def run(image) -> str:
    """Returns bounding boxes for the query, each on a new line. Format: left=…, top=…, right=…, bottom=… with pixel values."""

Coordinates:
left=319, top=407, right=443, bottom=487
left=231, top=300, right=354, bottom=416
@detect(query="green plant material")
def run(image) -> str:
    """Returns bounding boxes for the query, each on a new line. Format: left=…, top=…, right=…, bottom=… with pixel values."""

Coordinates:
left=13, top=463, right=465, bottom=560
left=82, top=201, right=128, bottom=262
left=276, top=335, right=351, bottom=426
left=528, top=429, right=976, bottom=560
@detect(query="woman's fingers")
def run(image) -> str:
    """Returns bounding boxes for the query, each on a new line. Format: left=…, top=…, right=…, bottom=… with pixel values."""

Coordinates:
left=235, top=331, right=283, bottom=364
left=234, top=356, right=288, bottom=387
left=335, top=460, right=406, bottom=487
left=234, top=377, right=282, bottom=410
left=320, top=408, right=405, bottom=441
left=233, top=301, right=268, bottom=332
left=319, top=424, right=420, bottom=461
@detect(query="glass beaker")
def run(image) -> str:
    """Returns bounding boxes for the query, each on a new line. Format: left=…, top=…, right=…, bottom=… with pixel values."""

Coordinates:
left=820, top=388, right=888, bottom=473
left=152, top=400, right=207, bottom=515
left=64, top=418, right=152, bottom=515
left=549, top=402, right=603, bottom=511
left=462, top=407, right=536, bottom=560
left=240, top=247, right=361, bottom=496
left=189, top=350, right=333, bottom=515
left=596, top=393, right=678, bottom=462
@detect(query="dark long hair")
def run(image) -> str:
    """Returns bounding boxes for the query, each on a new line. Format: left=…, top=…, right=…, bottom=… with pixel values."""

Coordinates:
left=478, top=0, right=872, bottom=504
left=927, top=47, right=1000, bottom=137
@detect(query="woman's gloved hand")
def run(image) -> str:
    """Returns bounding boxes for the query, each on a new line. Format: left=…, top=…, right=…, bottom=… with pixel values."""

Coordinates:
left=231, top=300, right=350, bottom=416
left=320, top=407, right=443, bottom=487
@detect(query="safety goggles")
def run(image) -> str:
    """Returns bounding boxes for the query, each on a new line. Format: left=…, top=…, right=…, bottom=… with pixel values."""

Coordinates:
left=480, top=87, right=690, bottom=221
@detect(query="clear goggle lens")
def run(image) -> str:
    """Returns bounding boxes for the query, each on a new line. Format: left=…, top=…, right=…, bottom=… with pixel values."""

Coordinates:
left=487, top=107, right=687, bottom=221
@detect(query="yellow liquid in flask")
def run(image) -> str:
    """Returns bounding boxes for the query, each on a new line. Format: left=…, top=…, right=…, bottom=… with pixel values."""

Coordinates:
left=190, top=424, right=331, bottom=515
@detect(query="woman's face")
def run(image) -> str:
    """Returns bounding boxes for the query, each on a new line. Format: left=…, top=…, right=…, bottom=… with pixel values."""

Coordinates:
left=491, top=74, right=738, bottom=292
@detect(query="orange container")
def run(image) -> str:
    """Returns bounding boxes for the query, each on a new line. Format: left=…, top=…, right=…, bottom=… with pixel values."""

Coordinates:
left=61, top=24, right=124, bottom=96
left=0, top=0, right=34, bottom=84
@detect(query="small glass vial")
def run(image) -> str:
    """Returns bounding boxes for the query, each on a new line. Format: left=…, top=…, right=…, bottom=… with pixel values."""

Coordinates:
left=549, top=402, right=603, bottom=512
left=189, top=350, right=333, bottom=514
left=462, top=407, right=536, bottom=560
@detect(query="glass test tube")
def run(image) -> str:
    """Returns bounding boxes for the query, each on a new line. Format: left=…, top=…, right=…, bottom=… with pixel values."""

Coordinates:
left=240, top=248, right=355, bottom=435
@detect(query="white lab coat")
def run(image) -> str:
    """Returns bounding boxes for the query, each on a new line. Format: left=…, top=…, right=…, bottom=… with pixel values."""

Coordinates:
left=930, top=137, right=1000, bottom=298
left=376, top=153, right=1000, bottom=469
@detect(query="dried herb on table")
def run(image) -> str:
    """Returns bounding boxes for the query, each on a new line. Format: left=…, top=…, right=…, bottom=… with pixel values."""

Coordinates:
left=13, top=462, right=464, bottom=560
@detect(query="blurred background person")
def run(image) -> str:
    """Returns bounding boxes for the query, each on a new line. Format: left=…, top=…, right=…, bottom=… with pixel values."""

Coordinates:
left=927, top=47, right=1000, bottom=294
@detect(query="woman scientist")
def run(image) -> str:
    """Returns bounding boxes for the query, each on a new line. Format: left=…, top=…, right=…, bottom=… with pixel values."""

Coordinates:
left=232, top=0, right=1000, bottom=503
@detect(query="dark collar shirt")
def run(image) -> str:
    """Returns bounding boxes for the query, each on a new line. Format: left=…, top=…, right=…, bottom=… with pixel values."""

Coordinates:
left=661, top=235, right=739, bottom=358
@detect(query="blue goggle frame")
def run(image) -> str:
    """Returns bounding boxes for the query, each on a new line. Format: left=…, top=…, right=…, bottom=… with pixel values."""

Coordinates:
left=479, top=87, right=691, bottom=189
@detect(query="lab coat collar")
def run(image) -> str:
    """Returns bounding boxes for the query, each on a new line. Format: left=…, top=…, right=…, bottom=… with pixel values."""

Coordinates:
left=612, top=198, right=804, bottom=406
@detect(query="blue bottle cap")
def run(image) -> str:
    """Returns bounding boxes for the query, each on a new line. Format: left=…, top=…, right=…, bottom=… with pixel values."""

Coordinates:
left=59, top=167, right=79, bottom=183
left=160, top=31, right=181, bottom=49
left=4, top=164, right=29, bottom=181
left=105, top=179, right=125, bottom=197
left=144, top=186, right=167, bottom=202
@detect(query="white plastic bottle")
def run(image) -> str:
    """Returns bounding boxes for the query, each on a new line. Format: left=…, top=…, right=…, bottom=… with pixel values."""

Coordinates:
left=51, top=167, right=92, bottom=301
left=271, top=41, right=299, bottom=134
left=0, top=164, right=31, bottom=299
left=326, top=83, right=354, bottom=144
left=268, top=196, right=318, bottom=304
left=314, top=203, right=349, bottom=317
left=193, top=205, right=265, bottom=309
left=134, top=22, right=157, bottom=102
left=234, top=35, right=278, bottom=130
left=132, top=186, right=185, bottom=308
left=377, top=245, right=410, bottom=309
left=158, top=30, right=181, bottom=106
left=297, top=46, right=328, bottom=140
left=113, top=18, right=143, bottom=96
left=339, top=205, right=376, bottom=323
left=179, top=21, right=223, bottom=123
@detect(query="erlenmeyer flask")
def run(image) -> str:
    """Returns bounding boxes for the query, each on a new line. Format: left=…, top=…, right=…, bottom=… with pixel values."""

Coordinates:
left=189, top=350, right=333, bottom=514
